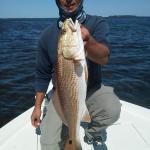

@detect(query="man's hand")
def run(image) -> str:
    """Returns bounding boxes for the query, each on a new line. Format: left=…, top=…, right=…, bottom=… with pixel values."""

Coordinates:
left=31, top=91, right=45, bottom=128
left=80, top=24, right=109, bottom=65
left=31, top=107, right=41, bottom=128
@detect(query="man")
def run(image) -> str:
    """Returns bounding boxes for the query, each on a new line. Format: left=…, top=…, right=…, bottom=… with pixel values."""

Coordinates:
left=31, top=0, right=122, bottom=149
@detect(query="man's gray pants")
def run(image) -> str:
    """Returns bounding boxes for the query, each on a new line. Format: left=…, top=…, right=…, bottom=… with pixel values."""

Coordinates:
left=39, top=85, right=122, bottom=150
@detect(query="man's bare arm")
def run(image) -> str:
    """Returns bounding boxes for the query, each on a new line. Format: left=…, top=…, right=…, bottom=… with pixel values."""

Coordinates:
left=85, top=36, right=109, bottom=65
left=34, top=92, right=45, bottom=109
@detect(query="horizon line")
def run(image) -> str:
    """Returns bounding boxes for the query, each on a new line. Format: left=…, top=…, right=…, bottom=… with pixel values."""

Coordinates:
left=0, top=14, right=150, bottom=19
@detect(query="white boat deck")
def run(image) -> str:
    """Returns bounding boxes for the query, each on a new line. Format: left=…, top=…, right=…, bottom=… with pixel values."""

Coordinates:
left=0, top=99, right=150, bottom=150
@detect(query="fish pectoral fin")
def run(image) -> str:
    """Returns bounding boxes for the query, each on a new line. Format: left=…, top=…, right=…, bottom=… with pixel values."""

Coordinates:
left=52, top=90, right=67, bottom=125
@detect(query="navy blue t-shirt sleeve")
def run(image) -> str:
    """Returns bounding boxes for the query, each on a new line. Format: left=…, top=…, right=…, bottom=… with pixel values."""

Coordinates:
left=92, top=17, right=110, bottom=48
left=35, top=33, right=52, bottom=93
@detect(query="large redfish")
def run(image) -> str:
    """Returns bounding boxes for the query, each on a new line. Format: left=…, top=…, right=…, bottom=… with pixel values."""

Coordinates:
left=52, top=18, right=88, bottom=150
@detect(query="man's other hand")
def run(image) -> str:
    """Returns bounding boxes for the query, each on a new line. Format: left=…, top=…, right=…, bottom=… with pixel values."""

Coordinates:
left=31, top=107, right=41, bottom=128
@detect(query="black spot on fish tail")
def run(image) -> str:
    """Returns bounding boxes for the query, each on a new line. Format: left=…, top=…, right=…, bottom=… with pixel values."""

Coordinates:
left=69, top=140, right=72, bottom=144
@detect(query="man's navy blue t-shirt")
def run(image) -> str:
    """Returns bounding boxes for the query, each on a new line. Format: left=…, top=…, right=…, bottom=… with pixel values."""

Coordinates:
left=35, top=14, right=109, bottom=96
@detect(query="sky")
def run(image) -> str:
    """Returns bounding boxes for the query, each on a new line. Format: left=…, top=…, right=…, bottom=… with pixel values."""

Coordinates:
left=0, top=0, right=150, bottom=18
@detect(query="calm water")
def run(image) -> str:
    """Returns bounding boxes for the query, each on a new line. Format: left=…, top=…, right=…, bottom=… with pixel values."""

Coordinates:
left=0, top=17, right=150, bottom=127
